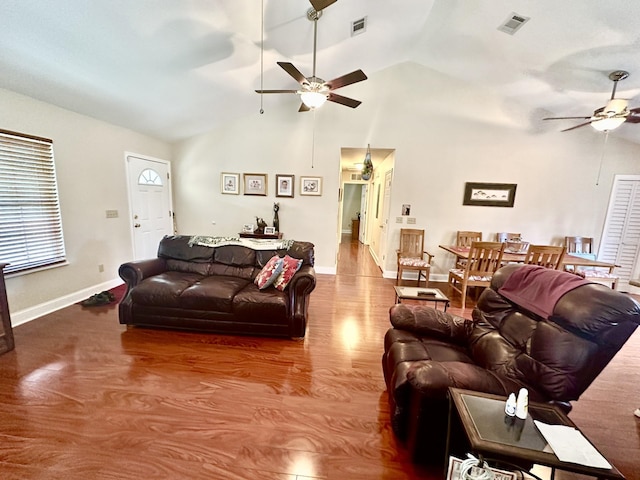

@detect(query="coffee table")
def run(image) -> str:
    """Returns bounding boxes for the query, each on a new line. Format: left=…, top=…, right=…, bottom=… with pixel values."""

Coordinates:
left=445, top=388, right=624, bottom=480
left=394, top=286, right=450, bottom=311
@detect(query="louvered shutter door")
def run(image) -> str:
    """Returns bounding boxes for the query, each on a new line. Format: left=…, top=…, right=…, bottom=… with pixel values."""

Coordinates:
left=599, top=176, right=640, bottom=291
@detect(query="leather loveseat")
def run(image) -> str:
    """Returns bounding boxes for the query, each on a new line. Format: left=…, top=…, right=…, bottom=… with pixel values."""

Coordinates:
left=382, top=264, right=640, bottom=463
left=118, top=235, right=316, bottom=337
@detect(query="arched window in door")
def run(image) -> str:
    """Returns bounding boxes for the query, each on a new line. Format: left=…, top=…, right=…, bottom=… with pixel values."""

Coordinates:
left=138, top=168, right=163, bottom=186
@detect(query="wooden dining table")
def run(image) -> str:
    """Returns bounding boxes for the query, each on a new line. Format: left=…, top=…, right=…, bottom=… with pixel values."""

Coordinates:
left=438, top=245, right=618, bottom=273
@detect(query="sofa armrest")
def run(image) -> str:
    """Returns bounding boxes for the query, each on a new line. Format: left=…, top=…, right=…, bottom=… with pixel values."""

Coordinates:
left=389, top=304, right=473, bottom=344
left=286, top=264, right=317, bottom=336
left=118, top=258, right=167, bottom=288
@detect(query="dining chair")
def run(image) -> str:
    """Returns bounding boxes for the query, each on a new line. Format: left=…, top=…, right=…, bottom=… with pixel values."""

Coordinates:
left=397, top=228, right=434, bottom=288
left=455, top=231, right=483, bottom=268
left=448, top=241, right=505, bottom=311
left=564, top=236, right=618, bottom=289
left=523, top=245, right=566, bottom=269
left=496, top=232, right=521, bottom=242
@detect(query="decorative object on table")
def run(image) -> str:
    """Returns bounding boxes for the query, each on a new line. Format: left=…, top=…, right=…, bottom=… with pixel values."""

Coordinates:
left=300, top=176, right=322, bottom=196
left=515, top=387, right=528, bottom=419
left=504, top=393, right=517, bottom=417
left=264, top=226, right=276, bottom=235
left=504, top=239, right=529, bottom=253
left=273, top=202, right=280, bottom=231
left=361, top=144, right=373, bottom=180
left=242, top=224, right=254, bottom=233
left=221, top=172, right=240, bottom=195
left=243, top=173, right=267, bottom=196
left=275, top=174, right=294, bottom=198
left=463, top=182, right=517, bottom=207
left=447, top=454, right=516, bottom=480
left=255, top=217, right=268, bottom=234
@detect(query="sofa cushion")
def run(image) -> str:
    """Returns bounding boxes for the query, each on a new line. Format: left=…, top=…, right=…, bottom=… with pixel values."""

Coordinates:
left=273, top=255, right=303, bottom=291
left=158, top=235, right=214, bottom=262
left=131, top=271, right=205, bottom=307
left=254, top=255, right=284, bottom=290
left=214, top=245, right=256, bottom=266
left=232, top=284, right=288, bottom=322
left=179, top=276, right=250, bottom=312
left=166, top=259, right=211, bottom=275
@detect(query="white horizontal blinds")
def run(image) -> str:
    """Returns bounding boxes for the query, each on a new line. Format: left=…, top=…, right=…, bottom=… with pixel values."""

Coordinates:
left=0, top=130, right=66, bottom=274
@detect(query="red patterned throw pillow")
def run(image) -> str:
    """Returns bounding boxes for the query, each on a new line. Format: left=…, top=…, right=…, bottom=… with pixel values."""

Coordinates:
left=273, top=255, right=303, bottom=291
left=254, top=255, right=284, bottom=290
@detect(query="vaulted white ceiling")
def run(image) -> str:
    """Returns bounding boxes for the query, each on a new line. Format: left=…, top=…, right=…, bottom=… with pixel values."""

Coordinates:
left=2, top=0, right=640, bottom=144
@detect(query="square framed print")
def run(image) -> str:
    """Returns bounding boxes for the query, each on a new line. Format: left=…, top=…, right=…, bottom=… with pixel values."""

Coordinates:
left=300, top=176, right=322, bottom=196
left=221, top=172, right=240, bottom=195
left=242, top=224, right=255, bottom=233
left=463, top=182, right=517, bottom=207
left=264, top=226, right=276, bottom=235
left=243, top=173, right=267, bottom=196
left=276, top=174, right=295, bottom=198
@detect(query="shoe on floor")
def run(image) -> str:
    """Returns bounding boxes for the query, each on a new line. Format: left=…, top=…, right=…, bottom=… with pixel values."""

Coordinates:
left=634, top=408, right=640, bottom=419
left=81, top=291, right=115, bottom=307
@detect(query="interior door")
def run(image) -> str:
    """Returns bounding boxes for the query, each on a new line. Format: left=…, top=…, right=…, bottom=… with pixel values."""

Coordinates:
left=359, top=184, right=368, bottom=243
left=599, top=175, right=640, bottom=292
left=126, top=154, right=174, bottom=260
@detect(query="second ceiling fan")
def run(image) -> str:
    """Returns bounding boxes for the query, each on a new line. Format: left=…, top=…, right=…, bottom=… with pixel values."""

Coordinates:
left=256, top=0, right=367, bottom=112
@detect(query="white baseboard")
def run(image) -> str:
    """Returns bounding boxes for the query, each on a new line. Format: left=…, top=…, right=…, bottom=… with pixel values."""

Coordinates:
left=315, top=265, right=337, bottom=275
left=11, top=278, right=124, bottom=327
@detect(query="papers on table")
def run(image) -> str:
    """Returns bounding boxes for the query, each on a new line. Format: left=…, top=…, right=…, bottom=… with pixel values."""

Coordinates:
left=533, top=421, right=612, bottom=469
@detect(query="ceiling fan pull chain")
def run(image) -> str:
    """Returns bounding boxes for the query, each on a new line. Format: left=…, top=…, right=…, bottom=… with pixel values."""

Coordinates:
left=311, top=109, right=316, bottom=168
left=596, top=131, right=610, bottom=186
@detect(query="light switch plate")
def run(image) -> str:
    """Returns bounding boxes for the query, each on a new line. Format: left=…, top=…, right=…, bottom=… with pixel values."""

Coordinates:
left=106, top=209, right=118, bottom=218
left=407, top=217, right=416, bottom=224
left=396, top=217, right=403, bottom=223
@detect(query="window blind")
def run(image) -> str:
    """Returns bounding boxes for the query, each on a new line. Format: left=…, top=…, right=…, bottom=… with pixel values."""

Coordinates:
left=0, top=129, right=66, bottom=274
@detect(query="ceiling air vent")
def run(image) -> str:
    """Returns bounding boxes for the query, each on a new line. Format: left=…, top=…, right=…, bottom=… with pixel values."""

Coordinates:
left=351, top=173, right=362, bottom=181
left=351, top=16, right=367, bottom=36
left=497, top=13, right=530, bottom=35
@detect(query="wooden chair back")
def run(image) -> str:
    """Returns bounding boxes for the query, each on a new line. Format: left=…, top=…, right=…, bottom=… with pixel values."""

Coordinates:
left=398, top=229, right=425, bottom=258
left=496, top=232, right=521, bottom=242
left=565, top=236, right=593, bottom=254
left=465, top=241, right=505, bottom=276
left=456, top=231, right=482, bottom=247
left=524, top=245, right=566, bottom=270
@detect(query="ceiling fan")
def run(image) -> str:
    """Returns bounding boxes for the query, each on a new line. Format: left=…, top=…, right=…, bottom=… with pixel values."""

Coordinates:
left=256, top=0, right=367, bottom=112
left=543, top=70, right=640, bottom=132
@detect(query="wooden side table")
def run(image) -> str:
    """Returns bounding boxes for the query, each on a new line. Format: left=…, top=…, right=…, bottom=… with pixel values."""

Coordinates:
left=0, top=263, right=15, bottom=355
left=351, top=219, right=360, bottom=240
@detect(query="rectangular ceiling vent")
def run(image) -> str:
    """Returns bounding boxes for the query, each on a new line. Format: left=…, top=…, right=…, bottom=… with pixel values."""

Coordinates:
left=351, top=173, right=362, bottom=181
left=351, top=16, right=367, bottom=36
left=497, top=13, right=530, bottom=35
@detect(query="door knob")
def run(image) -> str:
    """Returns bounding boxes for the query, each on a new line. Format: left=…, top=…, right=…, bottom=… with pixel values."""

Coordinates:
left=134, top=223, right=141, bottom=228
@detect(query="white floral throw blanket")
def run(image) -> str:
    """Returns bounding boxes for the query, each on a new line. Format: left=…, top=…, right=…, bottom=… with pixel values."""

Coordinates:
left=188, top=235, right=294, bottom=251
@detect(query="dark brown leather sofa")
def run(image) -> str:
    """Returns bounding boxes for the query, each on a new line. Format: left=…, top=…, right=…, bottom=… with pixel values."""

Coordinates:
left=382, top=264, right=640, bottom=463
left=118, top=235, right=316, bottom=337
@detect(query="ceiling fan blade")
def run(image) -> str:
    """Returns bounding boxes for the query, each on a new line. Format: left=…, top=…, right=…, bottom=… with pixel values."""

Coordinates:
left=543, top=116, right=591, bottom=120
left=277, top=62, right=307, bottom=85
left=561, top=120, right=595, bottom=132
left=298, top=103, right=311, bottom=113
left=327, top=92, right=361, bottom=108
left=310, top=0, right=337, bottom=11
left=326, top=70, right=368, bottom=90
left=255, top=89, right=298, bottom=94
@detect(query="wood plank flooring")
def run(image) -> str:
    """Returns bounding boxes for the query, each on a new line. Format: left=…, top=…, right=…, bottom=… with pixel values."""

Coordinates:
left=0, top=236, right=638, bottom=480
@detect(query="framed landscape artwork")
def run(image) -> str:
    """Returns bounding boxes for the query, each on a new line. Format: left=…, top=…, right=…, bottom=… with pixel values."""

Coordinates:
left=300, top=176, right=322, bottom=196
left=463, top=182, right=517, bottom=207
left=243, top=173, right=267, bottom=196
left=221, top=172, right=240, bottom=195
left=276, top=174, right=294, bottom=198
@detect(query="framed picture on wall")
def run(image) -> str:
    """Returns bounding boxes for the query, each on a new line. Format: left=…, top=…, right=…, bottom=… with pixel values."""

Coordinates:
left=463, top=182, right=517, bottom=207
left=276, top=174, right=294, bottom=198
left=221, top=172, right=240, bottom=195
left=243, top=173, right=268, bottom=196
left=300, top=176, right=322, bottom=196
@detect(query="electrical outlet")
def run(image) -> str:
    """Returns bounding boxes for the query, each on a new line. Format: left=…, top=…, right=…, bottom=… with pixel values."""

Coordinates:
left=106, top=209, right=118, bottom=218
left=407, top=217, right=416, bottom=224
left=98, top=264, right=104, bottom=273
left=396, top=217, right=403, bottom=224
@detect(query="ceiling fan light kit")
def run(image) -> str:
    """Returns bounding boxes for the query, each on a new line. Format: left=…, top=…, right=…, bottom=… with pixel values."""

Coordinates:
left=544, top=70, right=640, bottom=132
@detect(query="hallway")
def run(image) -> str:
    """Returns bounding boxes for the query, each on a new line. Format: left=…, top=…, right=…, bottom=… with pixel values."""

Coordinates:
left=337, top=234, right=383, bottom=277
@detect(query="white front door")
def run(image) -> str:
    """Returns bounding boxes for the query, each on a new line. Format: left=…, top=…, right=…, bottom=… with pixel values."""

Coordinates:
left=126, top=154, right=174, bottom=260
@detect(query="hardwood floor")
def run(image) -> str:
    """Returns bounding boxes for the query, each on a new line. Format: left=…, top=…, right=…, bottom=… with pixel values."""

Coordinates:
left=0, top=237, right=638, bottom=479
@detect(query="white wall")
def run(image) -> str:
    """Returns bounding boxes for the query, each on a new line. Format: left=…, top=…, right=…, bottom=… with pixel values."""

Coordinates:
left=341, top=184, right=361, bottom=233
left=172, top=61, right=640, bottom=278
left=0, top=88, right=171, bottom=320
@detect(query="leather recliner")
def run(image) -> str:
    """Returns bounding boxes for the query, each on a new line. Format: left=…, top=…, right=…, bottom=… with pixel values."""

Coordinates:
left=382, top=264, right=640, bottom=463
